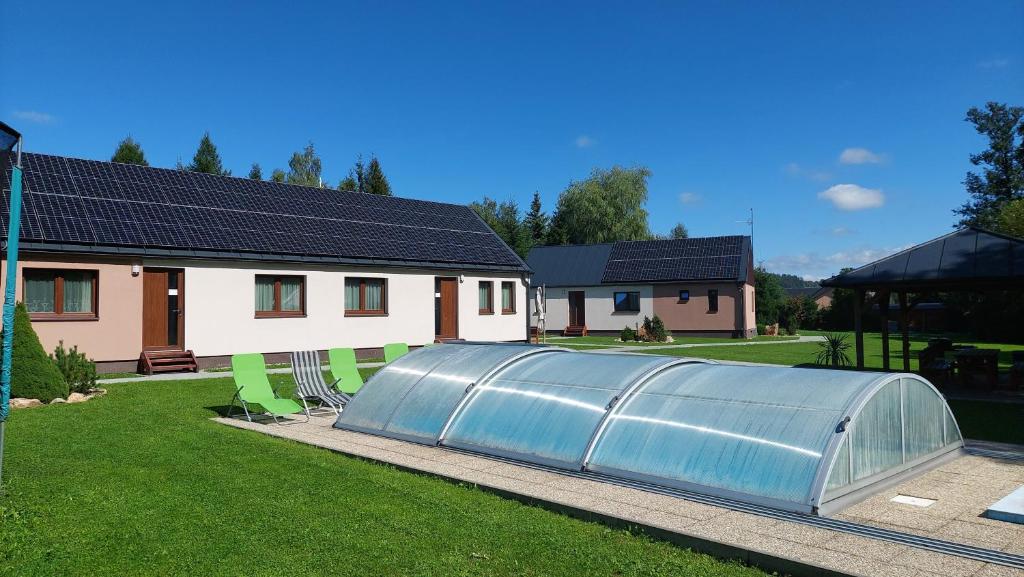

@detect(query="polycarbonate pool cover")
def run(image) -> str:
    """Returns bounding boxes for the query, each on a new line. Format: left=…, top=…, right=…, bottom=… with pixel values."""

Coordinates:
left=334, top=343, right=963, bottom=514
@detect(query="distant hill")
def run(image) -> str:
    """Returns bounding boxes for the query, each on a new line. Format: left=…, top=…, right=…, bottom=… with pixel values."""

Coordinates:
left=771, top=272, right=819, bottom=289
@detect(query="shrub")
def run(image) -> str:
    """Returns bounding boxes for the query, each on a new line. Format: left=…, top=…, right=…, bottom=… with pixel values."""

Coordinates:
left=649, top=315, right=668, bottom=342
left=757, top=323, right=767, bottom=336
left=619, top=326, right=636, bottom=342
left=51, top=340, right=96, bottom=394
left=815, top=333, right=852, bottom=367
left=5, top=303, right=68, bottom=402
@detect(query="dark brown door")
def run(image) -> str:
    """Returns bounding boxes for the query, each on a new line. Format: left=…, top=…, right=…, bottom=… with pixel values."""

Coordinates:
left=568, top=290, right=586, bottom=326
left=435, top=277, right=459, bottom=340
left=143, top=268, right=185, bottom=350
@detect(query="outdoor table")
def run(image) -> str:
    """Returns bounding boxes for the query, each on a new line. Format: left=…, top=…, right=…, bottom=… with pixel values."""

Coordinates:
left=954, top=348, right=999, bottom=389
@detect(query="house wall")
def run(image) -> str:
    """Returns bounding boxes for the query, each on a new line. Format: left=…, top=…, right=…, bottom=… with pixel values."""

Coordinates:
left=653, top=282, right=755, bottom=336
left=532, top=285, right=653, bottom=332
left=4, top=253, right=527, bottom=365
left=0, top=255, right=143, bottom=361
left=165, top=260, right=528, bottom=357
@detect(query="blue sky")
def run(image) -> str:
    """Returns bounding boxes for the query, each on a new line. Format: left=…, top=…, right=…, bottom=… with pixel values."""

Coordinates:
left=2, top=1, right=1021, bottom=280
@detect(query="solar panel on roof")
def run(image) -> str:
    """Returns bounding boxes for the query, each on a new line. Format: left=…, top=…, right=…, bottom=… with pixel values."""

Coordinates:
left=0, top=152, right=523, bottom=269
left=601, top=236, right=746, bottom=283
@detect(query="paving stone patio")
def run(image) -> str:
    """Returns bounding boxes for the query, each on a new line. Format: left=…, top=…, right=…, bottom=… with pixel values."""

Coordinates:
left=215, top=413, right=1024, bottom=577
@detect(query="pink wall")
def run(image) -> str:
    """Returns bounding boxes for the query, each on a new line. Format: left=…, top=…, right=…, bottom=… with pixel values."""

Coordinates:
left=652, top=282, right=749, bottom=333
left=1, top=255, right=142, bottom=361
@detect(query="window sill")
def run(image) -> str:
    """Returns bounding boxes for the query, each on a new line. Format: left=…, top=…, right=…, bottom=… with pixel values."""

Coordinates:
left=29, top=313, right=98, bottom=322
left=255, top=312, right=306, bottom=319
left=345, top=311, right=388, bottom=317
left=501, top=310, right=516, bottom=315
left=611, top=310, right=640, bottom=314
left=479, top=310, right=494, bottom=315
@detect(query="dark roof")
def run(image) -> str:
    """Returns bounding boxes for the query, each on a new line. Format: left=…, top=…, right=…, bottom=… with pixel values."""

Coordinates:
left=527, top=235, right=751, bottom=286
left=821, top=227, right=1024, bottom=290
left=1, top=152, right=527, bottom=272
left=602, top=236, right=750, bottom=284
left=526, top=243, right=613, bottom=287
left=784, top=286, right=833, bottom=300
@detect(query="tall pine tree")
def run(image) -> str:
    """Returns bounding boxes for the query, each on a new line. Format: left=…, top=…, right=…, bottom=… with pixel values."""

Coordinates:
left=364, top=156, right=392, bottom=195
left=187, top=132, right=230, bottom=175
left=111, top=136, right=148, bottom=166
left=524, top=191, right=549, bottom=245
left=954, top=102, right=1024, bottom=228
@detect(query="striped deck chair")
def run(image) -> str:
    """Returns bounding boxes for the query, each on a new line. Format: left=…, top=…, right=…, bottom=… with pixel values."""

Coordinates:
left=290, top=350, right=352, bottom=415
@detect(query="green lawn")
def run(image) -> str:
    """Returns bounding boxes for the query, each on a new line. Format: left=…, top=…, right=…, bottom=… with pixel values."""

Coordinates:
left=0, top=370, right=766, bottom=577
left=643, top=331, right=1024, bottom=372
left=946, top=399, right=1024, bottom=445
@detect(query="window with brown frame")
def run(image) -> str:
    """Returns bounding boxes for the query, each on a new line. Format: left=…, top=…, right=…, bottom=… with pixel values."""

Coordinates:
left=344, top=277, right=387, bottom=316
left=23, top=269, right=99, bottom=320
left=708, top=289, right=719, bottom=313
left=478, top=281, right=494, bottom=314
left=501, top=281, right=516, bottom=314
left=255, top=275, right=305, bottom=318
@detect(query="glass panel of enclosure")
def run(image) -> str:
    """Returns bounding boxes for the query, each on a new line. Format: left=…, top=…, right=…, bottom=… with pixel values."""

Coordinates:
left=382, top=345, right=557, bottom=443
left=902, top=378, right=945, bottom=461
left=442, top=353, right=673, bottom=468
left=586, top=364, right=874, bottom=506
left=944, top=407, right=961, bottom=445
left=850, top=379, right=903, bottom=481
left=826, top=437, right=851, bottom=491
left=335, top=345, right=469, bottom=433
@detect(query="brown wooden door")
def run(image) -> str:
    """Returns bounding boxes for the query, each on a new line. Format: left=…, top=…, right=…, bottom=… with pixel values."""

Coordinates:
left=435, top=277, right=458, bottom=340
left=143, top=268, right=184, bottom=350
left=568, top=291, right=586, bottom=326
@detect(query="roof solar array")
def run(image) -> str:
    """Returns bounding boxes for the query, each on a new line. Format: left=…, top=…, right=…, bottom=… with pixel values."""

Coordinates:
left=601, top=236, right=747, bottom=283
left=1, top=152, right=526, bottom=270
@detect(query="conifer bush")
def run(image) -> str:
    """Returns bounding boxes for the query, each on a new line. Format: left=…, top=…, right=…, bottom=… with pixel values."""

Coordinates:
left=5, top=303, right=68, bottom=402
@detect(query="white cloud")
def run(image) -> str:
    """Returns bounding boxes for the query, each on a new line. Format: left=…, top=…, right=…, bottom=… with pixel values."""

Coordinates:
left=762, top=245, right=909, bottom=281
left=783, top=162, right=831, bottom=182
left=575, top=135, right=595, bottom=148
left=818, top=184, right=884, bottom=211
left=816, top=226, right=856, bottom=237
left=978, top=57, right=1009, bottom=69
left=839, top=147, right=884, bottom=165
left=11, top=110, right=57, bottom=125
left=678, top=192, right=701, bottom=205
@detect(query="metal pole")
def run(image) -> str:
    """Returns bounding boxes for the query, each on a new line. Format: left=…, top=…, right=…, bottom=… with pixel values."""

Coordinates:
left=0, top=137, right=24, bottom=491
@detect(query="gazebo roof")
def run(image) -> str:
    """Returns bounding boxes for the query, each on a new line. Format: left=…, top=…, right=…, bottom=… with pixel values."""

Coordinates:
left=821, top=227, right=1024, bottom=291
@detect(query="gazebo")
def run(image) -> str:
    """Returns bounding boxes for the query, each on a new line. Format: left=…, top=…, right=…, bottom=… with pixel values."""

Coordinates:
left=821, top=227, right=1024, bottom=371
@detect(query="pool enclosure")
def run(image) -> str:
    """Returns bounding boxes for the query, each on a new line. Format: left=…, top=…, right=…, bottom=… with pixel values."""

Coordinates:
left=334, top=343, right=963, bottom=515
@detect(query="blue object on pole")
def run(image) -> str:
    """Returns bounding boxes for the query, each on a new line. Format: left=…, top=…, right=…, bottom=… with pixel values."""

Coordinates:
left=0, top=164, right=23, bottom=422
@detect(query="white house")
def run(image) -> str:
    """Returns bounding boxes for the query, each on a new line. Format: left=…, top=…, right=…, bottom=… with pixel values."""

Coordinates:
left=528, top=237, right=755, bottom=338
left=0, top=152, right=530, bottom=372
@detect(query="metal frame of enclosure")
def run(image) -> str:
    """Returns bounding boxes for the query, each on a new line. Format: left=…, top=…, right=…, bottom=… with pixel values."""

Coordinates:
left=335, top=343, right=963, bottom=516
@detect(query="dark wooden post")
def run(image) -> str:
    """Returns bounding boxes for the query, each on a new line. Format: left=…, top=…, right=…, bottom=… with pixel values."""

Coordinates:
left=899, top=291, right=911, bottom=372
left=854, top=289, right=865, bottom=370
left=879, top=290, right=890, bottom=371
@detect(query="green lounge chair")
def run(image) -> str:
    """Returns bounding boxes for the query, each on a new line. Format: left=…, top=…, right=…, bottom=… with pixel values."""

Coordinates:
left=384, top=342, right=409, bottom=363
left=227, top=353, right=306, bottom=424
left=328, top=347, right=365, bottom=396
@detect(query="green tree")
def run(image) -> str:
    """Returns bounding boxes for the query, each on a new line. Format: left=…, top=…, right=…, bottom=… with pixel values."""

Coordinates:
left=819, top=268, right=857, bottom=330
left=470, top=197, right=529, bottom=258
left=364, top=156, right=392, bottom=196
left=270, top=168, right=286, bottom=183
left=338, top=173, right=358, bottom=192
left=6, top=303, right=68, bottom=402
left=248, top=163, right=263, bottom=180
left=286, top=142, right=322, bottom=187
left=186, top=132, right=230, bottom=175
left=997, top=198, right=1024, bottom=238
left=111, top=136, right=148, bottom=166
left=549, top=166, right=652, bottom=244
left=954, top=102, right=1024, bottom=228
left=524, top=191, right=549, bottom=246
left=670, top=222, right=689, bottom=239
left=754, top=265, right=785, bottom=325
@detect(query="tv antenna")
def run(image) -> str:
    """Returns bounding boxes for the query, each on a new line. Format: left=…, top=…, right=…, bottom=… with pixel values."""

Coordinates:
left=736, top=208, right=753, bottom=247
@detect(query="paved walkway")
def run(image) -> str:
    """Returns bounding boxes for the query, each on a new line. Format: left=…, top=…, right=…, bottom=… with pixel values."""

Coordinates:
left=546, top=334, right=825, bottom=353
left=97, top=362, right=385, bottom=384
left=214, top=412, right=1024, bottom=577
